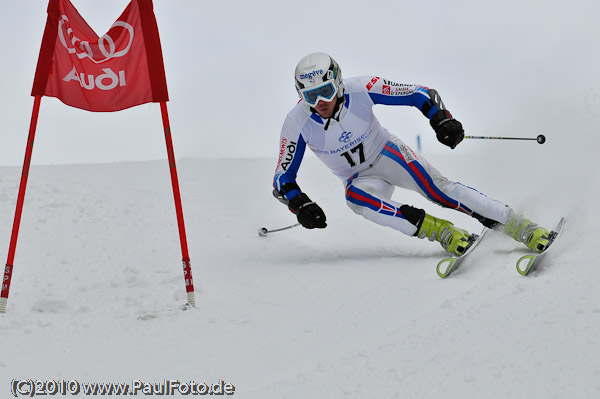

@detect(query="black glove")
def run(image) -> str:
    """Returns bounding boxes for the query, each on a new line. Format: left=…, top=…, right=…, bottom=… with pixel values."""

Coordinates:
left=430, top=109, right=464, bottom=149
left=288, top=193, right=327, bottom=229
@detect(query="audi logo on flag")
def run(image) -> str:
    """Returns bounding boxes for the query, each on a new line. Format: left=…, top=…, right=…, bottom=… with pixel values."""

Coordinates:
left=32, top=0, right=169, bottom=112
left=58, top=15, right=134, bottom=64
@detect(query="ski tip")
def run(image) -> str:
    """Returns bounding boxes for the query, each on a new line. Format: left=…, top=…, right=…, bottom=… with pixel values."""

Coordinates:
left=437, top=258, right=457, bottom=279
left=516, top=255, right=535, bottom=276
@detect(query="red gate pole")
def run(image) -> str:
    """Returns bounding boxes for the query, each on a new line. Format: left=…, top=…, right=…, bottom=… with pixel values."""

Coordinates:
left=159, top=101, right=196, bottom=307
left=1, top=95, right=42, bottom=313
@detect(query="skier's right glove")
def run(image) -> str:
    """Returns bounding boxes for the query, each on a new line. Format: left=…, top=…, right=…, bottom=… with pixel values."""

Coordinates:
left=430, top=109, right=464, bottom=149
left=288, top=193, right=327, bottom=229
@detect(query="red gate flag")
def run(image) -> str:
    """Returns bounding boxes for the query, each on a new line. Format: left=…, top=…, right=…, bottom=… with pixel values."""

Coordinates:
left=1, top=0, right=195, bottom=314
left=32, top=0, right=168, bottom=112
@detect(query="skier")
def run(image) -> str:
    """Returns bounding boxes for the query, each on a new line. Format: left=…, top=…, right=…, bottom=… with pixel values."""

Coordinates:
left=272, top=52, right=549, bottom=256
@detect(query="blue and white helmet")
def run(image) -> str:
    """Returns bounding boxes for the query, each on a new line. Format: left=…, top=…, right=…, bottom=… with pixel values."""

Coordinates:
left=294, top=52, right=343, bottom=107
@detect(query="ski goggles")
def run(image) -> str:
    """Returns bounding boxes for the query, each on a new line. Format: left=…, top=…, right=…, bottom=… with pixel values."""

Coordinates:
left=300, top=82, right=338, bottom=106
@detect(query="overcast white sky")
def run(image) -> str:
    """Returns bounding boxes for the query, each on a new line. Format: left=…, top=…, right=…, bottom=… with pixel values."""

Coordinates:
left=1, top=0, right=598, bottom=165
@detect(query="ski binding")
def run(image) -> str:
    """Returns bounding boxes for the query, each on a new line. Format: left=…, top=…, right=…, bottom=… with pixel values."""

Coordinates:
left=516, top=217, right=565, bottom=276
left=436, top=228, right=488, bottom=278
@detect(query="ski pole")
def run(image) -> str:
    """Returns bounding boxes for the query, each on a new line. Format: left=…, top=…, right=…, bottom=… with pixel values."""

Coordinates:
left=464, top=134, right=546, bottom=144
left=259, top=190, right=300, bottom=236
left=258, top=223, right=301, bottom=237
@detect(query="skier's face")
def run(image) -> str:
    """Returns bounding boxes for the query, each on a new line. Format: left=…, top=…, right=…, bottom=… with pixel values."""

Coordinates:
left=314, top=97, right=337, bottom=118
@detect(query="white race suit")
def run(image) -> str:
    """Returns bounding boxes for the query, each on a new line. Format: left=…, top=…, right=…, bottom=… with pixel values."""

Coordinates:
left=273, top=76, right=510, bottom=236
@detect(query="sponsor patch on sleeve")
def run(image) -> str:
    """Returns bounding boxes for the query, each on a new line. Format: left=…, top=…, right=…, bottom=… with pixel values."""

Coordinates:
left=366, top=77, right=380, bottom=91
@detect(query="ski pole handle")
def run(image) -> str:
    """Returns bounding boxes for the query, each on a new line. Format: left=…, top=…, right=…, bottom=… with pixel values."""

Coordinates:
left=464, top=134, right=546, bottom=144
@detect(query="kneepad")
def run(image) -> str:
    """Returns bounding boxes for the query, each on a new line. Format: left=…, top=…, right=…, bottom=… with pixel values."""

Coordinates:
left=400, top=205, right=426, bottom=229
left=474, top=214, right=501, bottom=229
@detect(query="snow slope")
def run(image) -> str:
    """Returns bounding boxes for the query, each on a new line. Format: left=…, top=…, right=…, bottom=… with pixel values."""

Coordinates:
left=1, top=132, right=599, bottom=398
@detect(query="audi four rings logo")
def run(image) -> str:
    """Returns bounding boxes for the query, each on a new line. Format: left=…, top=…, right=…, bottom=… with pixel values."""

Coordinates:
left=58, top=15, right=134, bottom=64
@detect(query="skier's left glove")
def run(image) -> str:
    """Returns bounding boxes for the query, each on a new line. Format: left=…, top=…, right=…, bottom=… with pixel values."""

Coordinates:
left=288, top=193, right=327, bottom=229
left=430, top=109, right=464, bottom=149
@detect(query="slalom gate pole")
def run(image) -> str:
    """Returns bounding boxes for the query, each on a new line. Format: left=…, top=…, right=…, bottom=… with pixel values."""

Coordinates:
left=1, top=96, right=42, bottom=313
left=159, top=102, right=196, bottom=308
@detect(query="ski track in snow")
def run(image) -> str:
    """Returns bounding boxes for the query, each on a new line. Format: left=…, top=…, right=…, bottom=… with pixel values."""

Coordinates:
left=0, top=145, right=599, bottom=398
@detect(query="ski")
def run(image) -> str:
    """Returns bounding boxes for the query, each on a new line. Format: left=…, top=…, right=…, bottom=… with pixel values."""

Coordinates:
left=436, top=228, right=489, bottom=278
left=515, top=217, right=565, bottom=276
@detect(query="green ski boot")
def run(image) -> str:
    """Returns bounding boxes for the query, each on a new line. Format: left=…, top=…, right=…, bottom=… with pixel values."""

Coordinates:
left=503, top=210, right=550, bottom=253
left=416, top=214, right=471, bottom=256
